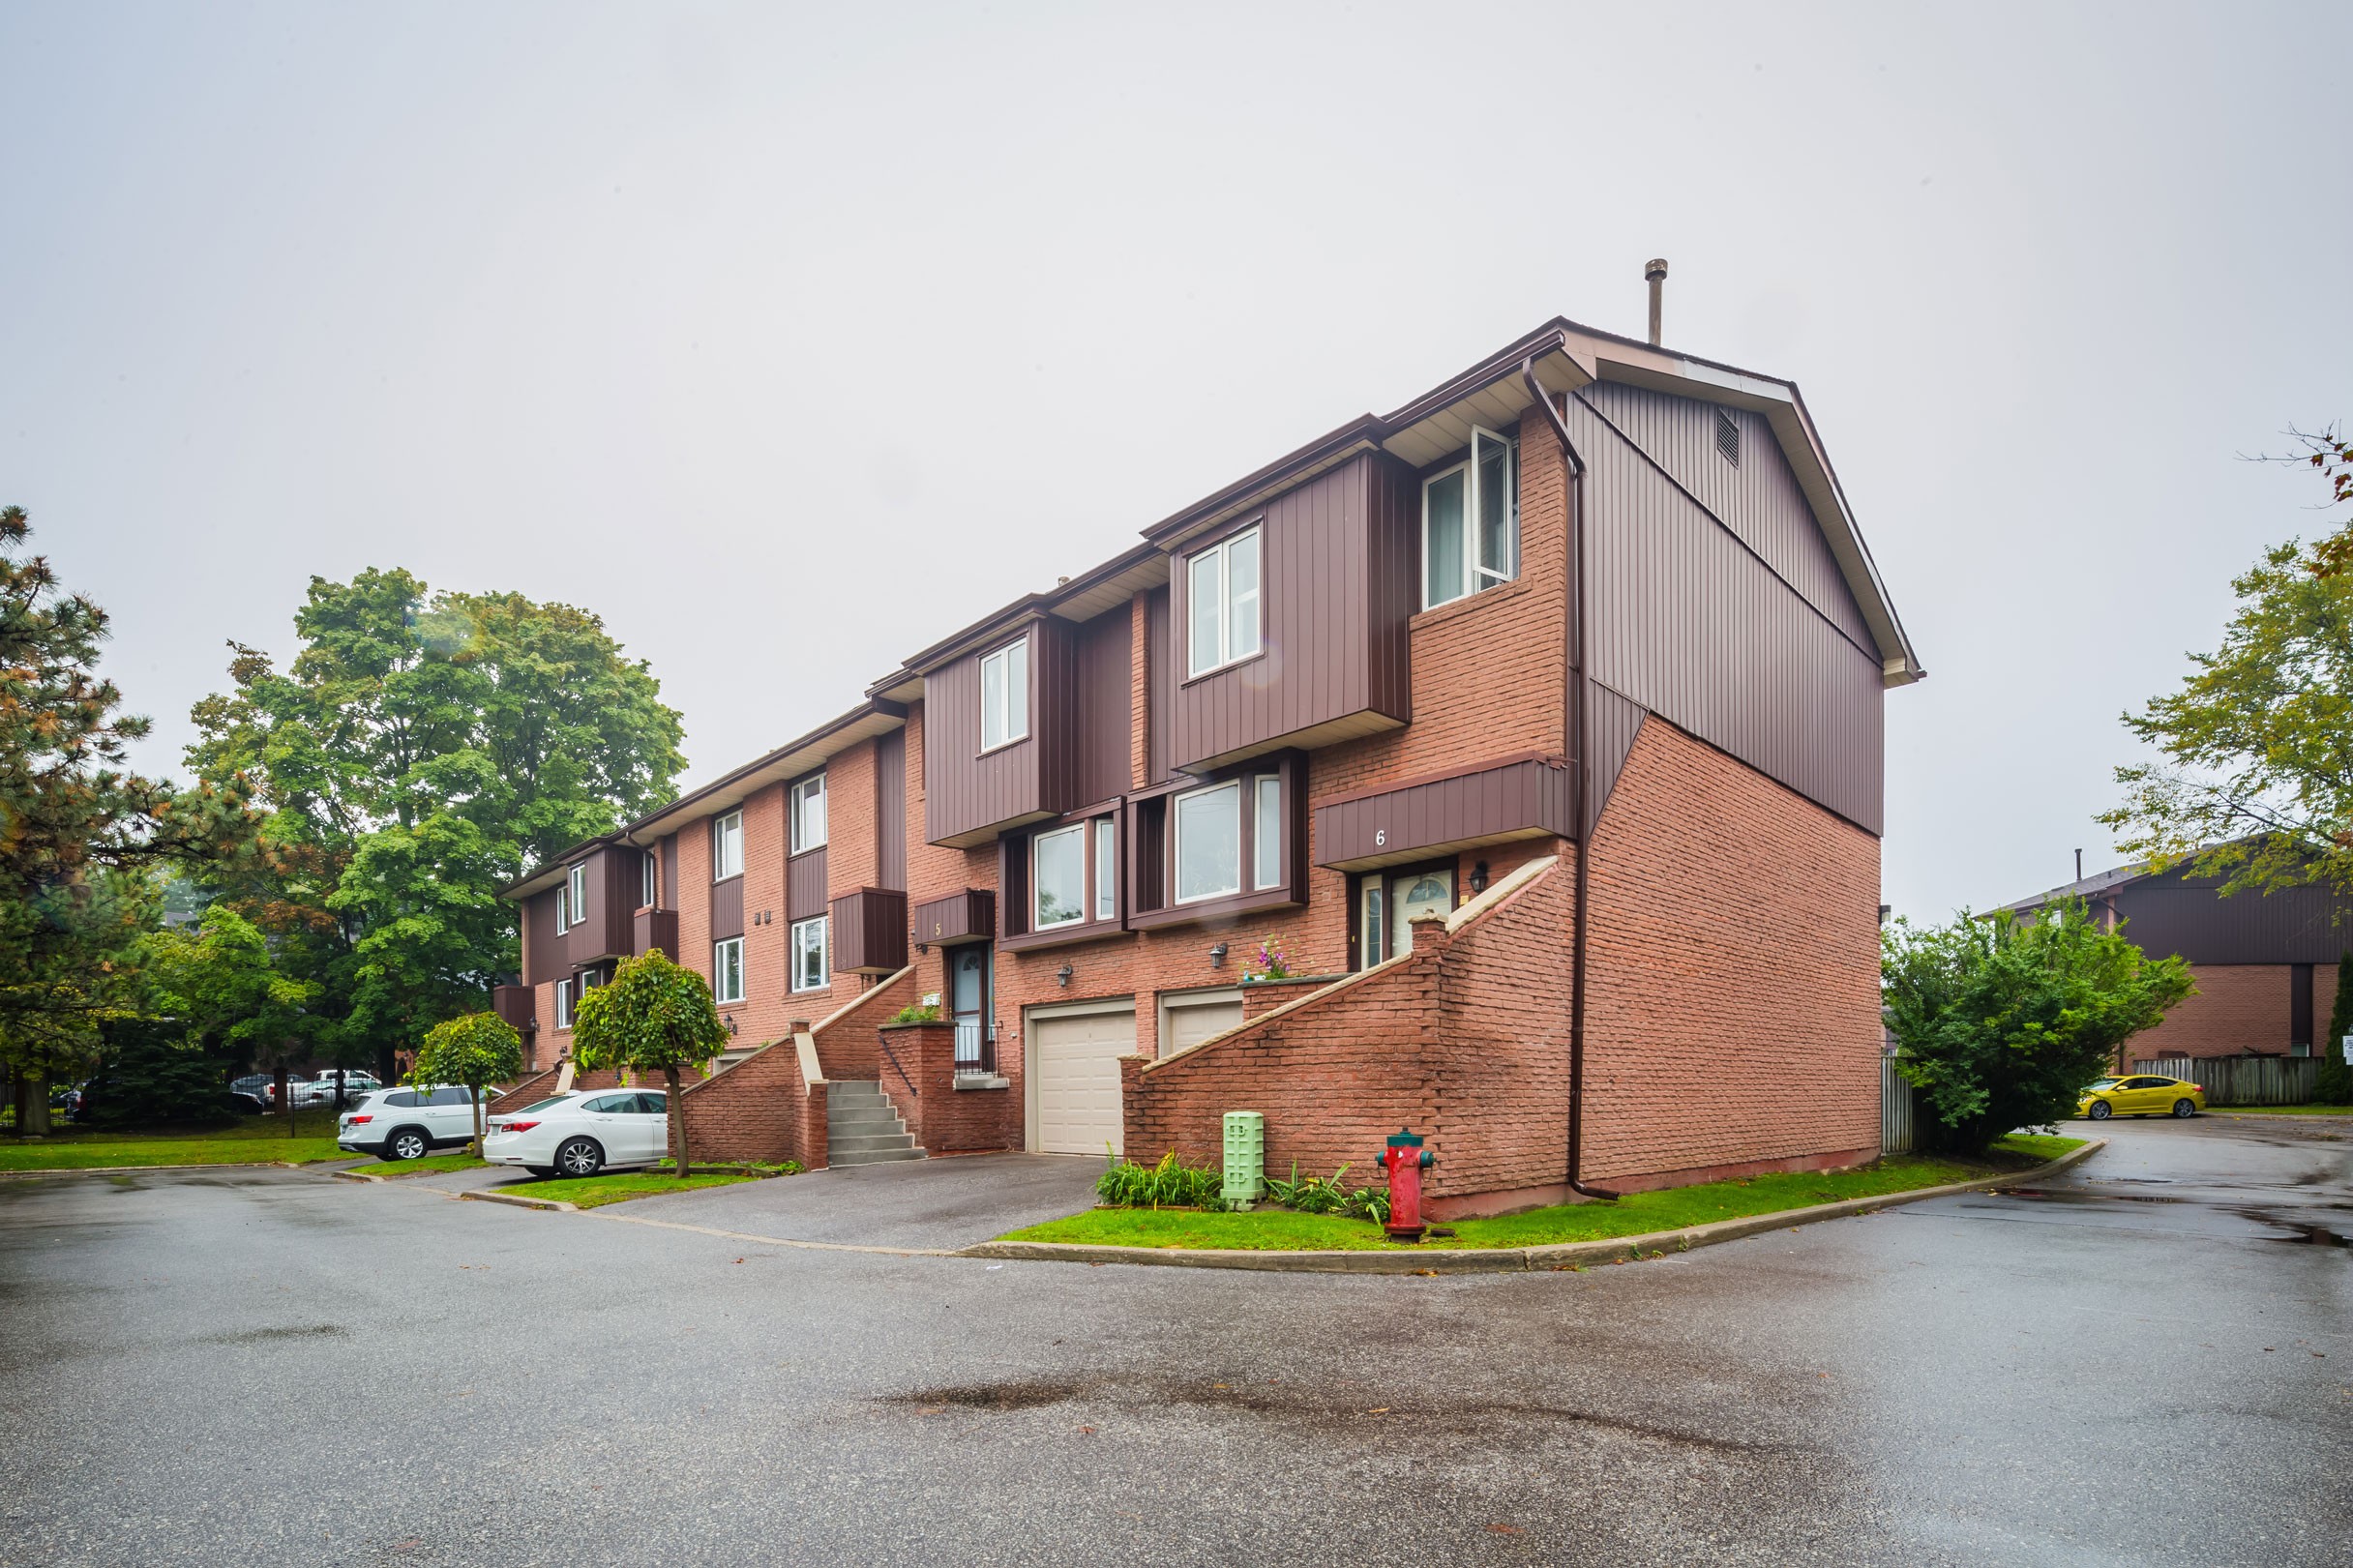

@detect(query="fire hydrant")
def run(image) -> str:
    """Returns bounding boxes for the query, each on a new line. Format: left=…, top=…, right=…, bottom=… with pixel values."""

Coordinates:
left=1373, top=1127, right=1434, bottom=1242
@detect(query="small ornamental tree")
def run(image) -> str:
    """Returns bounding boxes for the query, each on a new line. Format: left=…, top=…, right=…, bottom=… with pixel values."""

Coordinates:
left=408, top=1012, right=523, bottom=1152
left=1882, top=898, right=2193, bottom=1152
left=570, top=948, right=724, bottom=1176
left=2319, top=953, right=2353, bottom=1105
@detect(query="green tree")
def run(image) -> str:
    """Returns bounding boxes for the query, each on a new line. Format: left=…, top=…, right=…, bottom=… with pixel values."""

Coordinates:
left=186, top=569, right=684, bottom=1077
left=570, top=949, right=725, bottom=1175
left=408, top=1012, right=523, bottom=1152
left=1882, top=900, right=2194, bottom=1152
left=2101, top=435, right=2353, bottom=898
left=148, top=904, right=323, bottom=1131
left=2321, top=953, right=2353, bottom=1104
left=0, top=507, right=251, bottom=1132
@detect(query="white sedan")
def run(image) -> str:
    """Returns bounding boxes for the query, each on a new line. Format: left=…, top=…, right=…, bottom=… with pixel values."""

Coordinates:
left=483, top=1090, right=671, bottom=1178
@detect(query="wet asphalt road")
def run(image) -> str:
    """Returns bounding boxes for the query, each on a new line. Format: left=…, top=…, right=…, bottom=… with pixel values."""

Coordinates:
left=1, top=1117, right=2345, bottom=1568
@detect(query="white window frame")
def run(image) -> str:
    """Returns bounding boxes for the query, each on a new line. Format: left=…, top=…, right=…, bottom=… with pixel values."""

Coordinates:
left=1031, top=822, right=1088, bottom=931
left=1253, top=775, right=1282, bottom=891
left=1094, top=817, right=1117, bottom=922
left=567, top=863, right=587, bottom=928
left=640, top=848, right=658, bottom=909
left=789, top=774, right=827, bottom=854
left=978, top=637, right=1029, bottom=754
left=553, top=879, right=569, bottom=935
left=789, top=916, right=828, bottom=993
left=553, top=977, right=573, bottom=1030
left=1421, top=427, right=1519, bottom=610
left=1185, top=525, right=1263, bottom=678
left=711, top=811, right=743, bottom=881
left=1172, top=780, right=1242, bottom=904
left=714, top=936, right=745, bottom=1004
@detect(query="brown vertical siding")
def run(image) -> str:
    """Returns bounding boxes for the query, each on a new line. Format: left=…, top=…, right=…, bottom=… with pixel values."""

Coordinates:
left=876, top=727, right=907, bottom=891
left=660, top=832, right=677, bottom=908
left=788, top=848, right=829, bottom=922
left=831, top=887, right=909, bottom=973
left=595, top=845, right=634, bottom=959
left=910, top=889, right=995, bottom=945
left=1580, top=381, right=1874, bottom=649
left=1584, top=683, right=1649, bottom=835
left=2108, top=869, right=2353, bottom=964
left=1073, top=606, right=1133, bottom=806
left=1567, top=393, right=1885, bottom=836
left=521, top=889, right=560, bottom=986
left=1363, top=452, right=1416, bottom=723
left=1168, top=454, right=1414, bottom=770
left=1312, top=755, right=1572, bottom=869
left=922, top=621, right=1048, bottom=844
left=710, top=875, right=746, bottom=940
left=1146, top=585, right=1172, bottom=784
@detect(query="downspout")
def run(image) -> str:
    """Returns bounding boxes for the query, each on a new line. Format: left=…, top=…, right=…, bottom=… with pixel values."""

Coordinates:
left=1520, top=359, right=1613, bottom=1201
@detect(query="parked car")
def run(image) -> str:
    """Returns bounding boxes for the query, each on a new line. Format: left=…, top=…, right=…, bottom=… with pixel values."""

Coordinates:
left=2078, top=1074, right=2206, bottom=1120
left=482, top=1091, right=671, bottom=1177
left=338, top=1085, right=495, bottom=1162
left=226, top=1090, right=267, bottom=1116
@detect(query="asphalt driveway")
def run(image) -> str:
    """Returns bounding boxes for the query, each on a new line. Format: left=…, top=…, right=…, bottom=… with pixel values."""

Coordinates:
left=1, top=1115, right=2343, bottom=1567
left=606, top=1150, right=1105, bottom=1250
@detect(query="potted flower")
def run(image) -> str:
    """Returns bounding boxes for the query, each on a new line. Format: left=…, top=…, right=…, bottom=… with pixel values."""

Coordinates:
left=1244, top=934, right=1292, bottom=983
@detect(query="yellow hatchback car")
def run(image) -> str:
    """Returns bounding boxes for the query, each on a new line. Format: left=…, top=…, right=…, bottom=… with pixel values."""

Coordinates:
left=2078, top=1074, right=2206, bottom=1120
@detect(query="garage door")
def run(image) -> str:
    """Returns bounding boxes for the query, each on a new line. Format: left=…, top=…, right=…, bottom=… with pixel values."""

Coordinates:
left=1165, top=995, right=1243, bottom=1055
left=1031, top=1006, right=1136, bottom=1156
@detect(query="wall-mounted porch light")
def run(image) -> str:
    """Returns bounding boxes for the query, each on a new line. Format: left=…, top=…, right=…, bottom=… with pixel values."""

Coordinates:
left=1056, top=963, right=1074, bottom=989
left=1470, top=859, right=1490, bottom=894
left=1208, top=941, right=1229, bottom=968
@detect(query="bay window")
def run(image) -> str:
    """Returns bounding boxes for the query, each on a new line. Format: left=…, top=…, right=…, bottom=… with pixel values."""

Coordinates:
left=1003, top=813, right=1120, bottom=946
left=1422, top=428, right=1518, bottom=609
left=1126, top=754, right=1299, bottom=929
left=1094, top=818, right=1117, bottom=921
left=1174, top=782, right=1242, bottom=902
left=1186, top=525, right=1262, bottom=677
left=979, top=637, right=1029, bottom=752
left=1032, top=823, right=1087, bottom=930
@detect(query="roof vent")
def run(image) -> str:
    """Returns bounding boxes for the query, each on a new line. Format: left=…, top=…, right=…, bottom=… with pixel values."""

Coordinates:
left=1645, top=257, right=1669, bottom=345
left=1714, top=406, right=1741, bottom=467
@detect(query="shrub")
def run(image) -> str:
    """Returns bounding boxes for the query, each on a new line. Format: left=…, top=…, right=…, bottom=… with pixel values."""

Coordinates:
left=2319, top=953, right=2353, bottom=1104
left=1096, top=1148, right=1228, bottom=1210
left=885, top=1003, right=942, bottom=1025
left=1263, top=1161, right=1391, bottom=1225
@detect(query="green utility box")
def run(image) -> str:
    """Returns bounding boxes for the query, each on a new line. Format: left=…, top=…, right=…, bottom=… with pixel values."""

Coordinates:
left=1222, top=1110, right=1266, bottom=1209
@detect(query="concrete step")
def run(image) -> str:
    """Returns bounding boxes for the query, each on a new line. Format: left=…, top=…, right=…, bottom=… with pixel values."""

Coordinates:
left=831, top=1143, right=927, bottom=1167
left=826, top=1080, right=889, bottom=1105
left=828, top=1131, right=922, bottom=1155
left=826, top=1110, right=906, bottom=1136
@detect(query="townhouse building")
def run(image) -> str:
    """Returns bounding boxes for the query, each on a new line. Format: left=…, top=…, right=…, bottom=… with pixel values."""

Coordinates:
left=497, top=315, right=1921, bottom=1215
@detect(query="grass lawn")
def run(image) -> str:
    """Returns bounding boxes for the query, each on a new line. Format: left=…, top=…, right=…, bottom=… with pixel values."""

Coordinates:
left=0, top=1109, right=349, bottom=1170
left=518, top=1170, right=757, bottom=1208
left=366, top=1152, right=486, bottom=1177
left=1000, top=1134, right=2087, bottom=1253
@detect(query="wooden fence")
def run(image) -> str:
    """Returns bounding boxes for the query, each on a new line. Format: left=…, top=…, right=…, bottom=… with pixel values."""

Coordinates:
left=1882, top=1055, right=1917, bottom=1153
left=2132, top=1056, right=2318, bottom=1107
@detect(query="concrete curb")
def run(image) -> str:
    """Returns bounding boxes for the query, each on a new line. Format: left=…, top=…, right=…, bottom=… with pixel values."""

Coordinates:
left=460, top=1188, right=580, bottom=1213
left=958, top=1139, right=2108, bottom=1275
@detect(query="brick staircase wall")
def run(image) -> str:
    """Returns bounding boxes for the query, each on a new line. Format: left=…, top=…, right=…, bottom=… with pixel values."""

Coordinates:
left=810, top=968, right=918, bottom=1080
left=875, top=1021, right=1020, bottom=1155
left=1120, top=851, right=1575, bottom=1217
left=676, top=1039, right=826, bottom=1169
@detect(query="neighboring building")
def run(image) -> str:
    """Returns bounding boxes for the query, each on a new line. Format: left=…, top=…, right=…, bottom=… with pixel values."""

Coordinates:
left=497, top=315, right=1921, bottom=1215
left=1998, top=860, right=2353, bottom=1064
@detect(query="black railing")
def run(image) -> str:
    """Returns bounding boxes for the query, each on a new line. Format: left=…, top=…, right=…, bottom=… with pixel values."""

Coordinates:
left=954, top=1020, right=994, bottom=1075
left=877, top=1032, right=918, bottom=1098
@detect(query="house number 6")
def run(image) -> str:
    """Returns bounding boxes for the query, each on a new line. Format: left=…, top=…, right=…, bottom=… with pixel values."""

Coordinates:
left=1375, top=830, right=1386, bottom=845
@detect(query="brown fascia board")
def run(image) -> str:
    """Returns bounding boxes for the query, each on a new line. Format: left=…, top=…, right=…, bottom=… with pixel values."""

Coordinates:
left=500, top=698, right=909, bottom=902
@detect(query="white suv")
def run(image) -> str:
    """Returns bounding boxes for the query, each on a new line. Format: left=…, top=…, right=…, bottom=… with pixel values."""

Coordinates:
left=339, top=1085, right=494, bottom=1162
left=483, top=1090, right=670, bottom=1178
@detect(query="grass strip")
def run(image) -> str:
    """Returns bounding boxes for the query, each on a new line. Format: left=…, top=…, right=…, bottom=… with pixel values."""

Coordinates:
left=367, top=1153, right=487, bottom=1177
left=512, top=1171, right=756, bottom=1208
left=1001, top=1134, right=2085, bottom=1253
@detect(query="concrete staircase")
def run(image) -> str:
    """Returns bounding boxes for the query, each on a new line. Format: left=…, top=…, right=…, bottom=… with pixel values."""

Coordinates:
left=826, top=1080, right=924, bottom=1167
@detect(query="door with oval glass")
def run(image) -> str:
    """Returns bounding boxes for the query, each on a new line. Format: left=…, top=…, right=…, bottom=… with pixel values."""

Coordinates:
left=1357, top=866, right=1455, bottom=965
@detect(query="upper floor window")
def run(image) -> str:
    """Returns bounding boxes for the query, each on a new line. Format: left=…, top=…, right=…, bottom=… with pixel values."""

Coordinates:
left=1187, top=525, right=1262, bottom=677
left=790, top=773, right=827, bottom=854
left=554, top=879, right=570, bottom=935
left=1422, top=429, right=1517, bottom=609
left=714, top=936, right=745, bottom=1004
left=790, top=916, right=828, bottom=992
left=567, top=863, right=587, bottom=928
left=979, top=637, right=1029, bottom=752
left=640, top=848, right=658, bottom=909
left=712, top=811, right=743, bottom=881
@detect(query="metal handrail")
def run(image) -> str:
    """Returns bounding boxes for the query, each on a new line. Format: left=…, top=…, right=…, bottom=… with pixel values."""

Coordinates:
left=877, top=1032, right=918, bottom=1097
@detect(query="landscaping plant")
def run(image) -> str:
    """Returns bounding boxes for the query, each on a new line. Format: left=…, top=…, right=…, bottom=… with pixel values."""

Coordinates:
left=1882, top=898, right=2192, bottom=1152
left=1263, top=1161, right=1390, bottom=1224
left=571, top=948, right=727, bottom=1176
left=1245, top=934, right=1292, bottom=982
left=407, top=1011, right=524, bottom=1153
left=2320, top=952, right=2353, bottom=1105
left=1096, top=1147, right=1228, bottom=1210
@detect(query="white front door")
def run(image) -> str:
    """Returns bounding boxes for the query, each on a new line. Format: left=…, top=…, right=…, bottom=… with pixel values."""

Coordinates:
left=1030, top=1007, right=1136, bottom=1155
left=1361, top=867, right=1455, bottom=962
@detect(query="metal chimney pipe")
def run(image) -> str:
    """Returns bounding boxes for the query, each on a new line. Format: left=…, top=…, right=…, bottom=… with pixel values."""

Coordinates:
left=1645, top=258, right=1669, bottom=345
left=2075, top=848, right=2084, bottom=881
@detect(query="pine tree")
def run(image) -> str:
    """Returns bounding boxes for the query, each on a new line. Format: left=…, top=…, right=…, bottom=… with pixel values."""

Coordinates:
left=2318, top=953, right=2353, bottom=1104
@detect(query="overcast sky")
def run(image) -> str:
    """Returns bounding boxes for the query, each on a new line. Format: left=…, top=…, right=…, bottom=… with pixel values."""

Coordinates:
left=5, top=2, right=2348, bottom=921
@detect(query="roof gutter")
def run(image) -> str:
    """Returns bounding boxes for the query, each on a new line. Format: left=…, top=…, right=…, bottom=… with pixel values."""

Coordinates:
left=1521, top=357, right=1613, bottom=1203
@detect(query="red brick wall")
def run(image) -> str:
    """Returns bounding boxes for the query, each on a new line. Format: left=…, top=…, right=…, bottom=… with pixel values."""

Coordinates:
left=876, top=1021, right=1020, bottom=1154
left=2129, top=964, right=2299, bottom=1061
left=1579, top=719, right=1882, bottom=1191
left=1121, top=854, right=1575, bottom=1215
left=675, top=1042, right=826, bottom=1169
left=810, top=967, right=916, bottom=1081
